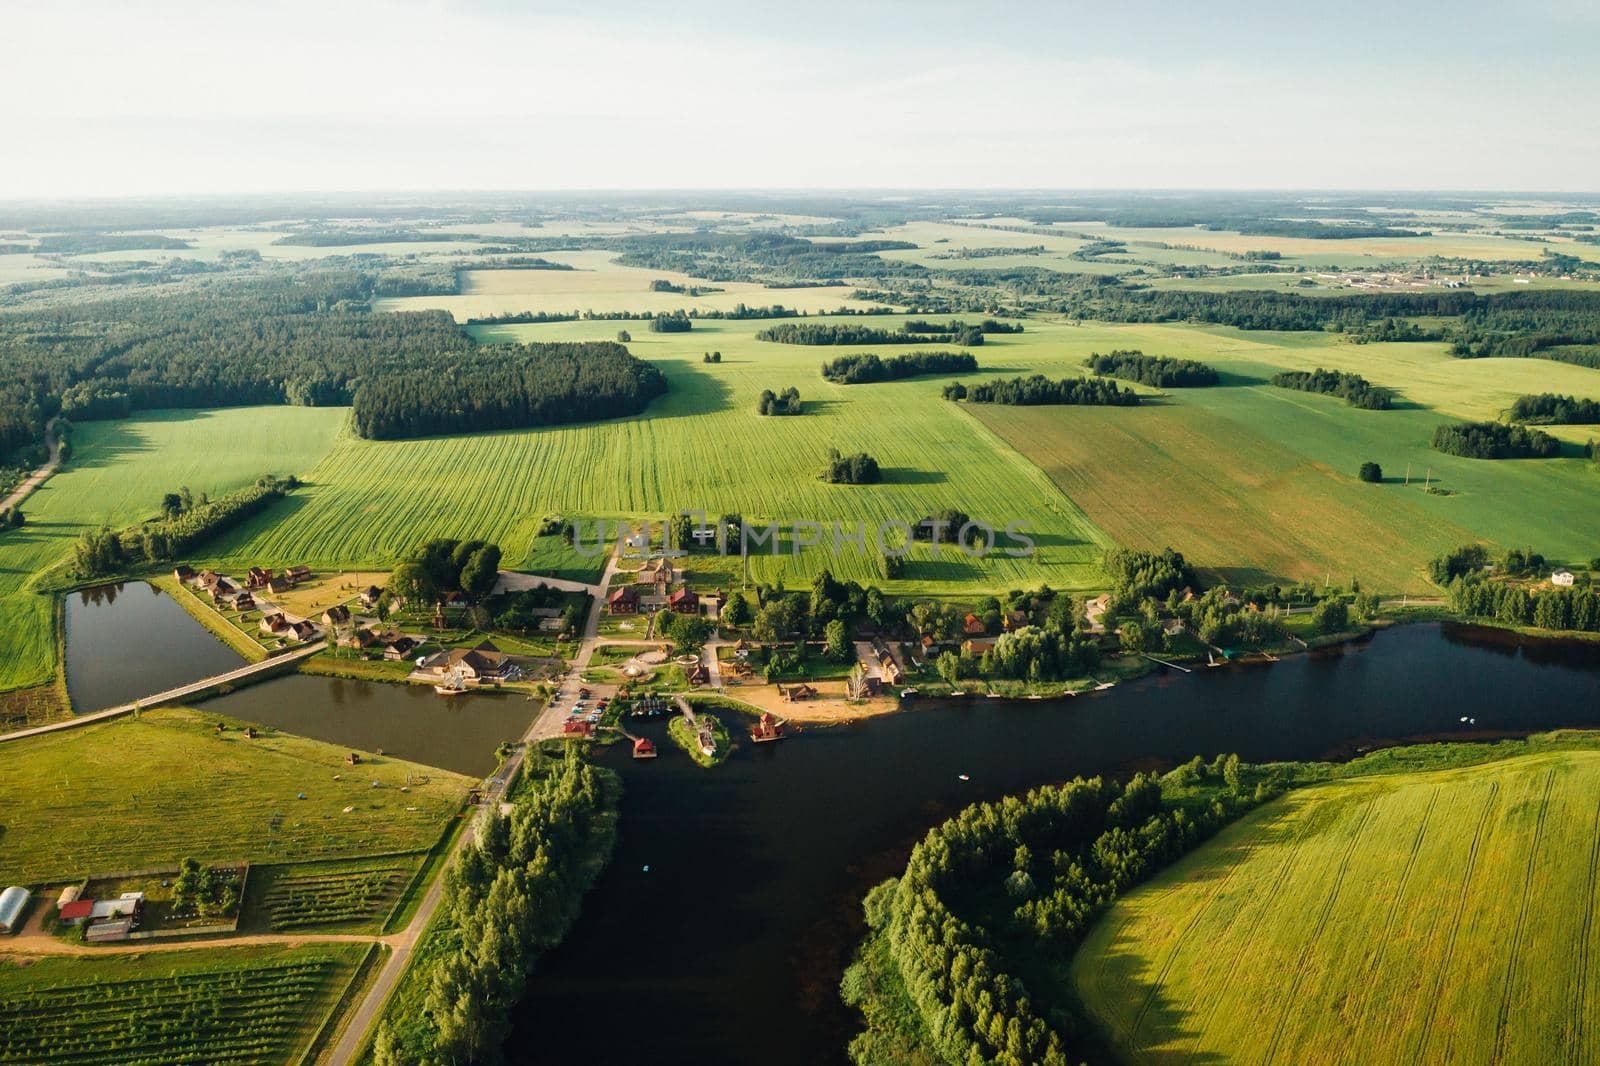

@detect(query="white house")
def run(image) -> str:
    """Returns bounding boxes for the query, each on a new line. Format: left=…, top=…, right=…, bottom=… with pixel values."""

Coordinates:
left=1552, top=568, right=1576, bottom=587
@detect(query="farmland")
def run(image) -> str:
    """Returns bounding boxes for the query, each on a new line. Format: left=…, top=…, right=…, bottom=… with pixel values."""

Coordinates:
left=0, top=706, right=469, bottom=883
left=1072, top=749, right=1600, bottom=1065
left=0, top=943, right=375, bottom=1066
left=243, top=855, right=420, bottom=933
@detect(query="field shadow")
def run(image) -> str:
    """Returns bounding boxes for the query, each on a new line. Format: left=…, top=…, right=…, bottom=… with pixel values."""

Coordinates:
left=1213, top=369, right=1270, bottom=388
left=1074, top=927, right=1227, bottom=1065
left=641, top=360, right=737, bottom=421
left=879, top=467, right=948, bottom=486
left=1205, top=564, right=1285, bottom=588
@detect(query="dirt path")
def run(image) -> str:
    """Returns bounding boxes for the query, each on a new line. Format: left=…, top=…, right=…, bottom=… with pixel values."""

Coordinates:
left=0, top=417, right=61, bottom=514
left=2, top=929, right=392, bottom=957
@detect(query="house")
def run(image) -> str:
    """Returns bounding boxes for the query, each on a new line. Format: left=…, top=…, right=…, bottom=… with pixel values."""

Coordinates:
left=419, top=640, right=512, bottom=682
left=198, top=569, right=221, bottom=589
left=1553, top=568, right=1577, bottom=587
left=608, top=585, right=639, bottom=614
left=383, top=636, right=420, bottom=660
left=785, top=682, right=818, bottom=702
left=0, top=886, right=30, bottom=934
left=750, top=712, right=786, bottom=742
left=286, top=565, right=312, bottom=584
left=268, top=575, right=295, bottom=595
left=441, top=591, right=470, bottom=610
left=963, top=638, right=997, bottom=656
left=260, top=612, right=290, bottom=635
left=232, top=592, right=256, bottom=612
left=1003, top=610, right=1029, bottom=631
left=847, top=661, right=880, bottom=699
left=919, top=634, right=941, bottom=655
left=322, top=604, right=352, bottom=626
left=337, top=627, right=378, bottom=649
left=632, top=737, right=657, bottom=759
left=687, top=662, right=709, bottom=686
left=1162, top=618, right=1187, bottom=637
left=360, top=585, right=384, bottom=608
left=1220, top=591, right=1242, bottom=608
left=289, top=620, right=319, bottom=641
left=668, top=587, right=699, bottom=614
left=1086, top=594, right=1111, bottom=616
left=636, top=558, right=676, bottom=588
left=563, top=719, right=595, bottom=738
left=877, top=649, right=902, bottom=686
left=173, top=565, right=196, bottom=584
left=963, top=612, right=987, bottom=636
left=209, top=578, right=238, bottom=604
left=246, top=566, right=273, bottom=589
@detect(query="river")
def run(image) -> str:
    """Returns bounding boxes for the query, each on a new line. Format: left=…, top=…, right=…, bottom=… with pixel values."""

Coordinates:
left=507, top=623, right=1600, bottom=1066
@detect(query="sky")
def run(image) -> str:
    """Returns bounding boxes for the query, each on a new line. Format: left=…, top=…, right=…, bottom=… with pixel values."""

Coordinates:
left=5, top=0, right=1599, bottom=198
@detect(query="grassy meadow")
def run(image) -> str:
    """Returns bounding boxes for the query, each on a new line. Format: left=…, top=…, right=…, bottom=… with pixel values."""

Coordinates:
left=0, top=407, right=344, bottom=694
left=1072, top=749, right=1600, bottom=1065
left=0, top=706, right=469, bottom=884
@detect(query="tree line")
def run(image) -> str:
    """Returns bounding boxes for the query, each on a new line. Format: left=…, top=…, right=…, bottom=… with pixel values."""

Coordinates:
left=1084, top=349, right=1219, bottom=387
left=1509, top=392, right=1600, bottom=425
left=947, top=375, right=1140, bottom=406
left=1270, top=367, right=1394, bottom=409
left=370, top=748, right=618, bottom=1065
left=1431, top=420, right=1560, bottom=459
left=820, top=350, right=979, bottom=384
left=73, top=475, right=297, bottom=576
left=758, top=322, right=967, bottom=345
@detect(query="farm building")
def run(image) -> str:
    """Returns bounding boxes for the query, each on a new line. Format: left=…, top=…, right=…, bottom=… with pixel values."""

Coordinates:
left=963, top=638, right=996, bottom=656
left=246, top=566, right=273, bottom=589
left=360, top=585, right=385, bottom=608
left=563, top=719, right=595, bottom=738
left=289, top=620, right=319, bottom=641
left=322, top=604, right=352, bottom=626
left=963, top=612, right=987, bottom=636
left=286, top=564, right=312, bottom=584
left=267, top=575, right=294, bottom=595
left=173, top=565, right=196, bottom=583
left=0, top=886, right=30, bottom=933
left=233, top=592, right=256, bottom=612
left=198, top=569, right=221, bottom=589
left=785, top=682, right=818, bottom=702
left=57, top=899, right=94, bottom=926
left=338, top=627, right=378, bottom=649
left=382, top=636, right=420, bottom=660
left=1553, top=569, right=1577, bottom=587
left=1003, top=610, right=1029, bottom=631
left=608, top=585, right=639, bottom=613
left=668, top=587, right=699, bottom=614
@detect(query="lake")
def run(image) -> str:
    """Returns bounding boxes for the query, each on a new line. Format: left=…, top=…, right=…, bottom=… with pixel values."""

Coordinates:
left=64, top=581, right=244, bottom=712
left=509, top=623, right=1600, bottom=1066
left=196, top=674, right=538, bottom=777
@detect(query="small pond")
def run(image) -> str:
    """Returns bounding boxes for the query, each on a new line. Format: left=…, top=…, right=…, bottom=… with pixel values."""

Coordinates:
left=64, top=581, right=244, bottom=712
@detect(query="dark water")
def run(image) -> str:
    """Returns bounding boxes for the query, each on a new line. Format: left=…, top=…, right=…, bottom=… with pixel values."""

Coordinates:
left=64, top=582, right=244, bottom=712
left=196, top=674, right=538, bottom=777
left=511, top=623, right=1600, bottom=1066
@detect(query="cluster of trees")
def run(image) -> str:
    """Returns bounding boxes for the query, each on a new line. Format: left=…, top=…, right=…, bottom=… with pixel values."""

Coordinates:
left=1429, top=543, right=1491, bottom=585
left=820, top=350, right=978, bottom=384
left=1359, top=461, right=1384, bottom=483
left=949, top=375, right=1140, bottom=406
left=820, top=449, right=881, bottom=484
left=1270, top=368, right=1394, bottom=409
left=490, top=586, right=587, bottom=635
left=171, top=858, right=236, bottom=919
left=1105, top=547, right=1195, bottom=606
left=1431, top=420, right=1560, bottom=459
left=73, top=475, right=296, bottom=576
left=844, top=762, right=1273, bottom=1064
left=648, top=310, right=692, bottom=332
left=700, top=351, right=722, bottom=363
left=756, top=387, right=802, bottom=415
left=351, top=341, right=667, bottom=440
left=936, top=621, right=1101, bottom=685
left=389, top=537, right=504, bottom=606
left=1084, top=349, right=1220, bottom=387
left=1450, top=578, right=1600, bottom=632
left=1508, top=393, right=1600, bottom=425
left=757, top=322, right=977, bottom=346
left=738, top=570, right=890, bottom=653
left=656, top=608, right=715, bottom=651
left=903, top=317, right=1023, bottom=335
left=371, top=748, right=617, bottom=1065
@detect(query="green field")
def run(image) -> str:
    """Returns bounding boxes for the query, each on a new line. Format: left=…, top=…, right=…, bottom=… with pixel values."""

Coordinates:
left=1072, top=749, right=1600, bottom=1064
left=0, top=707, right=469, bottom=883
left=0, top=407, right=344, bottom=694
left=242, top=855, right=421, bottom=933
left=0, top=943, right=374, bottom=1066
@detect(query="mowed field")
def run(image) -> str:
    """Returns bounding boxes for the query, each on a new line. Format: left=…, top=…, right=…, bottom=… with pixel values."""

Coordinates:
left=0, top=706, right=470, bottom=884
left=0, top=407, right=344, bottom=693
left=1072, top=750, right=1600, bottom=1065
left=212, top=317, right=1119, bottom=595
left=971, top=320, right=1600, bottom=592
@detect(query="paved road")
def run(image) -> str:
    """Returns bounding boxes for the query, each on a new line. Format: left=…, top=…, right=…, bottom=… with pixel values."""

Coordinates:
left=0, top=640, right=327, bottom=744
left=330, top=551, right=626, bottom=1063
left=0, top=417, right=61, bottom=514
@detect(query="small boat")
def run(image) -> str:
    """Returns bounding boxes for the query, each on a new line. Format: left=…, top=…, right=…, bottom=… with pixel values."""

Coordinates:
left=1094, top=681, right=1115, bottom=691
left=434, top=669, right=468, bottom=696
left=899, top=688, right=919, bottom=699
left=986, top=692, right=1003, bottom=699
left=1459, top=716, right=1469, bottom=722
left=1027, top=694, right=1043, bottom=700
left=958, top=773, right=970, bottom=781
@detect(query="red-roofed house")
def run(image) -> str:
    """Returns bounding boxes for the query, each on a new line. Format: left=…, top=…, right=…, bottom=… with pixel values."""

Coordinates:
left=668, top=587, right=699, bottom=614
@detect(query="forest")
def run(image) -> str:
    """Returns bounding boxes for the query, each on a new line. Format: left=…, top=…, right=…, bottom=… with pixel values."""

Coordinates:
left=1431, top=420, right=1561, bottom=459
left=1083, top=349, right=1219, bottom=387
left=949, top=375, right=1140, bottom=407
left=1270, top=367, right=1394, bottom=409
left=820, top=350, right=979, bottom=384
left=758, top=322, right=959, bottom=345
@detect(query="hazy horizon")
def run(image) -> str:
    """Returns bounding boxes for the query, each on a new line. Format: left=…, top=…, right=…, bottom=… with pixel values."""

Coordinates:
left=7, top=0, right=1599, bottom=199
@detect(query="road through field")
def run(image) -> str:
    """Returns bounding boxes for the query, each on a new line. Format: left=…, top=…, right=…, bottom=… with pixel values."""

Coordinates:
left=0, top=417, right=60, bottom=514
